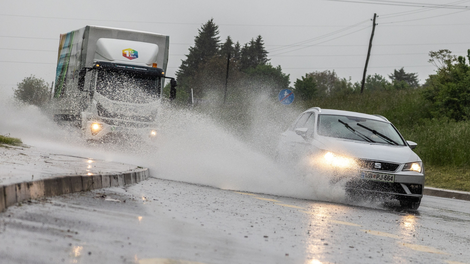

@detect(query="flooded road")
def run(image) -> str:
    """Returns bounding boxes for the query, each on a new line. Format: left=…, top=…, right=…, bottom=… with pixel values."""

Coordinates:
left=1, top=178, right=469, bottom=264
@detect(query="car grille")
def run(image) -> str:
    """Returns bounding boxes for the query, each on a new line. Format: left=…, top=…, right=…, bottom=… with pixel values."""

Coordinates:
left=358, top=160, right=399, bottom=172
left=97, top=103, right=155, bottom=122
left=346, top=180, right=423, bottom=195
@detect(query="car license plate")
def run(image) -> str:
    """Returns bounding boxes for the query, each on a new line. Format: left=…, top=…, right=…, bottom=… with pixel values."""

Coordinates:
left=361, top=171, right=395, bottom=183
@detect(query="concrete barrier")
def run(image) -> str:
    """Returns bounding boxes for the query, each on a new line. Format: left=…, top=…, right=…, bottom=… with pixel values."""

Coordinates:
left=30, top=180, right=45, bottom=199
left=424, top=187, right=470, bottom=201
left=4, top=185, right=17, bottom=207
left=0, top=168, right=149, bottom=212
left=70, top=176, right=83, bottom=193
left=15, top=182, right=31, bottom=203
left=101, top=175, right=111, bottom=188
left=0, top=187, right=5, bottom=212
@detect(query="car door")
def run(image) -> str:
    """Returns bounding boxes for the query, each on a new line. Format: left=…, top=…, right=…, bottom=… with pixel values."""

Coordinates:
left=278, top=112, right=315, bottom=163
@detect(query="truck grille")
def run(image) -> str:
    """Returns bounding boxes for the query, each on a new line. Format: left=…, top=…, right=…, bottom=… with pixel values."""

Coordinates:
left=104, top=119, right=154, bottom=128
left=97, top=103, right=155, bottom=122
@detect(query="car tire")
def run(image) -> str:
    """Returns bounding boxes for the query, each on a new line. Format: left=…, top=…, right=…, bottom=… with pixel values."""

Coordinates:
left=399, top=198, right=421, bottom=210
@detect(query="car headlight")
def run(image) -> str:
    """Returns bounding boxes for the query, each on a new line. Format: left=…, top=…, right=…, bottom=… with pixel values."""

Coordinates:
left=403, top=161, right=423, bottom=173
left=322, top=151, right=358, bottom=169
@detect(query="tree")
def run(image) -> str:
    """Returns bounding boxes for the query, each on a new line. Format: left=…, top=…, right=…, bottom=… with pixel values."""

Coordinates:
left=174, top=19, right=287, bottom=103
left=242, top=64, right=290, bottom=96
left=423, top=50, right=470, bottom=121
left=240, top=36, right=269, bottom=71
left=13, top=75, right=50, bottom=107
left=294, top=74, right=317, bottom=101
left=428, top=49, right=457, bottom=70
left=363, top=74, right=390, bottom=91
left=219, top=36, right=234, bottom=58
left=305, top=70, right=350, bottom=97
left=233, top=42, right=242, bottom=62
left=176, top=19, right=221, bottom=93
left=388, top=67, right=420, bottom=89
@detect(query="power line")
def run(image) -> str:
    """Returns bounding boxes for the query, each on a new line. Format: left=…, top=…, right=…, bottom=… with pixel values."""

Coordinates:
left=273, top=52, right=428, bottom=57
left=328, top=0, right=470, bottom=9
left=271, top=26, right=371, bottom=56
left=0, top=13, right=205, bottom=26
left=380, top=0, right=470, bottom=18
left=269, top=41, right=470, bottom=48
left=380, top=9, right=468, bottom=24
left=0, top=35, right=56, bottom=40
left=0, top=61, right=435, bottom=70
left=269, top=20, right=370, bottom=53
left=282, top=65, right=433, bottom=70
left=0, top=13, right=371, bottom=29
left=0, top=36, right=196, bottom=47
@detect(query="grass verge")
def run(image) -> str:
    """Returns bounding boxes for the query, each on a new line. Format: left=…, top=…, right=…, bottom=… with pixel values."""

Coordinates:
left=425, top=165, right=470, bottom=192
left=0, top=135, right=23, bottom=147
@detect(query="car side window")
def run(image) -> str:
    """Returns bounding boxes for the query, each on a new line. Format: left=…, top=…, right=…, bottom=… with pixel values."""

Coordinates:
left=293, top=113, right=311, bottom=129
left=304, top=114, right=316, bottom=137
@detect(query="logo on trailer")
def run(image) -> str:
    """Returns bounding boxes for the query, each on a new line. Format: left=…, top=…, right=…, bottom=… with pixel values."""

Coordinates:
left=122, top=48, right=138, bottom=60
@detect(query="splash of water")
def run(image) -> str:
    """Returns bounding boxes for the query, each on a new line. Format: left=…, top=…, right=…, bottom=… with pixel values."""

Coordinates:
left=0, top=90, right=347, bottom=203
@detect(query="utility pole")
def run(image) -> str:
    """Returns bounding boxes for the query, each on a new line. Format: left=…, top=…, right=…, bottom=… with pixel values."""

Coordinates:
left=360, top=13, right=377, bottom=94
left=223, top=52, right=231, bottom=104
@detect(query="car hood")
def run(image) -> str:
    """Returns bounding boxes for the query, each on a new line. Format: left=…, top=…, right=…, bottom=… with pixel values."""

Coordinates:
left=313, top=136, right=421, bottom=163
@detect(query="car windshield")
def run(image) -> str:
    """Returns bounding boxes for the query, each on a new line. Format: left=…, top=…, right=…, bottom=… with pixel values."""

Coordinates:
left=96, top=69, right=159, bottom=104
left=317, top=114, right=405, bottom=146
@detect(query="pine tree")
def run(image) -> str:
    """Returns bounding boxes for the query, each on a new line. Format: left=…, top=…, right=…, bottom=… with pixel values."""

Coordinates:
left=240, top=36, right=269, bottom=71
left=176, top=19, right=221, bottom=91
left=253, top=35, right=269, bottom=66
left=219, top=36, right=234, bottom=57
left=233, top=42, right=242, bottom=61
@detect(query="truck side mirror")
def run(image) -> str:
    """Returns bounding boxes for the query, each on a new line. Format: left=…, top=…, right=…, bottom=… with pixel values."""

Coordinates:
left=78, top=70, right=86, bottom=91
left=170, top=78, right=177, bottom=100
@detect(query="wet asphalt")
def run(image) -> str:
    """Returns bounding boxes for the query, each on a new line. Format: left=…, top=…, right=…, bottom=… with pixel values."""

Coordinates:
left=0, top=177, right=469, bottom=264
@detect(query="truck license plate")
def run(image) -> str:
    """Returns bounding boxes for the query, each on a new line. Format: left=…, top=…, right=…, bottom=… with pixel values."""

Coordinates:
left=361, top=172, right=395, bottom=183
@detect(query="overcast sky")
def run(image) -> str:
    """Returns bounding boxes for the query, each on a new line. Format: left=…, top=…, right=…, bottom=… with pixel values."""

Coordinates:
left=1, top=0, right=469, bottom=96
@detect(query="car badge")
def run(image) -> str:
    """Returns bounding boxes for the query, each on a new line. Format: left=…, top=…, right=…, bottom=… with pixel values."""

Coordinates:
left=374, top=162, right=382, bottom=169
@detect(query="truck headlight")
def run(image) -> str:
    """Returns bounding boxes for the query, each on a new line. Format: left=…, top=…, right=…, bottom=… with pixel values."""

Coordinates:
left=91, top=122, right=102, bottom=135
left=403, top=162, right=422, bottom=173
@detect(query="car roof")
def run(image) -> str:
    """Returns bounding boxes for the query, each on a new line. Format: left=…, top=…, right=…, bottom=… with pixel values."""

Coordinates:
left=304, top=107, right=389, bottom=122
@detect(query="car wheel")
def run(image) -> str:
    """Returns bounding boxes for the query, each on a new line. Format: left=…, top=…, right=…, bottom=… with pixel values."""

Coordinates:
left=399, top=198, right=421, bottom=210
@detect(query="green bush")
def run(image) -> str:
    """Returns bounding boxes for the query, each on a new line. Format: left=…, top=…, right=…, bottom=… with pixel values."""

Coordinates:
left=401, top=118, right=470, bottom=167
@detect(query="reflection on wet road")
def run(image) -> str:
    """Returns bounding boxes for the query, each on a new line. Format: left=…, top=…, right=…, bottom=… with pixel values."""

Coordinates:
left=0, top=178, right=469, bottom=264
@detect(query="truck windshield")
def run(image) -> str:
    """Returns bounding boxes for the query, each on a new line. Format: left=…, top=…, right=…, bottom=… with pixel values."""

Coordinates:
left=95, top=69, right=159, bottom=103
left=317, top=114, right=406, bottom=146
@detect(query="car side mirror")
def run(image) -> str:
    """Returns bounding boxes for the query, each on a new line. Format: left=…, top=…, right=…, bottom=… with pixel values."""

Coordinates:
left=407, top=140, right=417, bottom=149
left=295, top=127, right=308, bottom=138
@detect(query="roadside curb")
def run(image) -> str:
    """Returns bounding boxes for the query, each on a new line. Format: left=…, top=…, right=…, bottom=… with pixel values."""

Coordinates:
left=0, top=168, right=149, bottom=213
left=424, top=187, right=470, bottom=201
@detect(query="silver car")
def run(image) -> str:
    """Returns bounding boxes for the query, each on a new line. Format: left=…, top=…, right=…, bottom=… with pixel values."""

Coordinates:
left=277, top=107, right=424, bottom=209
